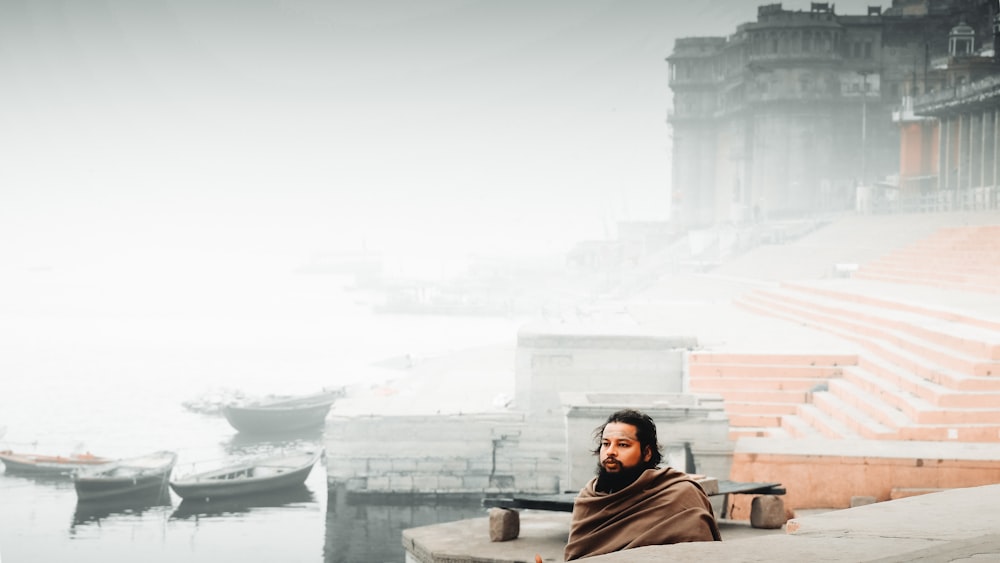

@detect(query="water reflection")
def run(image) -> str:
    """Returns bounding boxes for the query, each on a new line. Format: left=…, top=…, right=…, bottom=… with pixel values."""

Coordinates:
left=1, top=469, right=78, bottom=488
left=323, top=486, right=487, bottom=563
left=171, top=484, right=316, bottom=520
left=71, top=487, right=173, bottom=529
left=222, top=428, right=324, bottom=455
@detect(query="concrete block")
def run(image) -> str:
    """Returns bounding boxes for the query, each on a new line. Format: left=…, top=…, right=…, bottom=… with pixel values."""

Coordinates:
left=851, top=495, right=877, bottom=507
left=462, top=474, right=491, bottom=490
left=696, top=477, right=719, bottom=496
left=391, top=458, right=418, bottom=472
left=389, top=475, right=414, bottom=493
left=344, top=477, right=367, bottom=492
left=367, top=475, right=391, bottom=491
left=750, top=495, right=787, bottom=529
left=437, top=475, right=464, bottom=490
left=367, top=458, right=393, bottom=474
left=412, top=475, right=439, bottom=491
left=488, top=508, right=520, bottom=542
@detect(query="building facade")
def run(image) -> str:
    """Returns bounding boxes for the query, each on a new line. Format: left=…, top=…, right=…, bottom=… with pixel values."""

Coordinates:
left=667, top=0, right=998, bottom=228
left=897, top=15, right=1000, bottom=209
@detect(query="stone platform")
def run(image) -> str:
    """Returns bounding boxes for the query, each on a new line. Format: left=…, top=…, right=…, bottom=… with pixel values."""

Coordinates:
left=403, top=483, right=1000, bottom=562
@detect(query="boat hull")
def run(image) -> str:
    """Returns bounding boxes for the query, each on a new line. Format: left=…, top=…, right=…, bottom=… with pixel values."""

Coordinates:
left=0, top=451, right=112, bottom=476
left=221, top=391, right=340, bottom=434
left=74, top=451, right=178, bottom=501
left=223, top=404, right=332, bottom=434
left=169, top=450, right=322, bottom=501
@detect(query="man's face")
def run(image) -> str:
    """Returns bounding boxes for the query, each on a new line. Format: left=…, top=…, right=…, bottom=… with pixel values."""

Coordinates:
left=599, top=422, right=651, bottom=473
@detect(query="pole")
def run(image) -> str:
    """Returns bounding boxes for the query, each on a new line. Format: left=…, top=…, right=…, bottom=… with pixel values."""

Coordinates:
left=859, top=71, right=869, bottom=185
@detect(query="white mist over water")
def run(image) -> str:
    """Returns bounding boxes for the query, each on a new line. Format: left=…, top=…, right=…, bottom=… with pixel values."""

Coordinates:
left=0, top=270, right=521, bottom=450
left=0, top=269, right=519, bottom=562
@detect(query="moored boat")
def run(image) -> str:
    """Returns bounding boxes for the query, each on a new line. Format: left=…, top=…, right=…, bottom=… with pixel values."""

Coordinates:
left=222, top=389, right=343, bottom=434
left=73, top=450, right=178, bottom=501
left=0, top=450, right=113, bottom=476
left=169, top=449, right=323, bottom=501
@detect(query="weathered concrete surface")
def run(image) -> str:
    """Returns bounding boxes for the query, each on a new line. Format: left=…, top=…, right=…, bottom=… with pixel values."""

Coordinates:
left=403, top=510, right=572, bottom=563
left=403, top=483, right=1000, bottom=562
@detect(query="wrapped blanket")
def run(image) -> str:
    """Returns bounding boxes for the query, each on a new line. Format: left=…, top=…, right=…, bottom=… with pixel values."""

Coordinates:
left=564, top=466, right=721, bottom=560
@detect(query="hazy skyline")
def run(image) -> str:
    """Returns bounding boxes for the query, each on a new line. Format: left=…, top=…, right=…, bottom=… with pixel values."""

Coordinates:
left=1, top=0, right=883, bottom=279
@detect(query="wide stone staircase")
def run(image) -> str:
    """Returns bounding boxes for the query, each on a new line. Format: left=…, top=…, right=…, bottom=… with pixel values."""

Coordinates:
left=679, top=222, right=1000, bottom=509
left=728, top=281, right=1000, bottom=443
left=852, top=224, right=1000, bottom=294
left=688, top=352, right=859, bottom=441
left=697, top=223, right=1000, bottom=445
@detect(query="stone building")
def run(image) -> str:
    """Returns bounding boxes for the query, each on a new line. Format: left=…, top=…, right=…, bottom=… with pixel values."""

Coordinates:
left=667, top=0, right=998, bottom=228
left=896, top=15, right=1000, bottom=208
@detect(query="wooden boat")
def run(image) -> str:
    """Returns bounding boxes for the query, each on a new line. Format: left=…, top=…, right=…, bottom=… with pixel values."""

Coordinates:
left=222, top=389, right=343, bottom=434
left=73, top=450, right=178, bottom=501
left=0, top=450, right=113, bottom=476
left=169, top=449, right=322, bottom=501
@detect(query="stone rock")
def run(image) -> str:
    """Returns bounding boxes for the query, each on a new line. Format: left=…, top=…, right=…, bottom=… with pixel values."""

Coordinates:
left=750, top=495, right=787, bottom=529
left=489, top=508, right=520, bottom=541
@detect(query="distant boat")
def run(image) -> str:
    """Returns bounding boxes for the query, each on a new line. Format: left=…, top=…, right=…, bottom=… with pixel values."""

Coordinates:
left=181, top=387, right=248, bottom=415
left=0, top=450, right=113, bottom=476
left=222, top=389, right=343, bottom=435
left=169, top=449, right=323, bottom=501
left=73, top=451, right=178, bottom=501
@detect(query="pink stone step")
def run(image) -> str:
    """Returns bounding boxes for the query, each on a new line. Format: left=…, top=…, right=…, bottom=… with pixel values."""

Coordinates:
left=747, top=289, right=1000, bottom=377
left=723, top=401, right=800, bottom=416
left=712, top=389, right=810, bottom=403
left=688, top=363, right=845, bottom=379
left=794, top=404, right=857, bottom=439
left=689, top=377, right=828, bottom=392
left=689, top=352, right=857, bottom=366
left=727, top=413, right=784, bottom=428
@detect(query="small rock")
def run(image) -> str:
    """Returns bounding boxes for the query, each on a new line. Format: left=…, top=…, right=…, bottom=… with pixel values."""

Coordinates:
left=489, top=508, right=520, bottom=541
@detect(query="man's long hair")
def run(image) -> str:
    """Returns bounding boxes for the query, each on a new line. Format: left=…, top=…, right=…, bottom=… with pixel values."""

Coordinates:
left=591, top=408, right=663, bottom=469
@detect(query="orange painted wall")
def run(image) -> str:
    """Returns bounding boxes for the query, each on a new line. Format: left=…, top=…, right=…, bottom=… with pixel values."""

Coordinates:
left=726, top=452, right=1000, bottom=518
left=900, top=122, right=927, bottom=177
left=899, top=120, right=939, bottom=195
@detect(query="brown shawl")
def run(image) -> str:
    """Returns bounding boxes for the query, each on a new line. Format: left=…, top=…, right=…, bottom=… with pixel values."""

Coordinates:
left=564, top=466, right=721, bottom=560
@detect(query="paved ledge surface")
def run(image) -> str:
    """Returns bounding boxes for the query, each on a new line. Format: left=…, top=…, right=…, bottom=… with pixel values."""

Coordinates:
left=734, top=436, right=1000, bottom=460
left=403, top=483, right=1000, bottom=562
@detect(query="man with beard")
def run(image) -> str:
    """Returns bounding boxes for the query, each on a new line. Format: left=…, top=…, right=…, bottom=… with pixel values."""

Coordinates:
left=563, top=409, right=721, bottom=560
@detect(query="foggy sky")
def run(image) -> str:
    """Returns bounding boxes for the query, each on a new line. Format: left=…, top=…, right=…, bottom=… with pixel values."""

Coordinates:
left=0, top=0, right=882, bottom=279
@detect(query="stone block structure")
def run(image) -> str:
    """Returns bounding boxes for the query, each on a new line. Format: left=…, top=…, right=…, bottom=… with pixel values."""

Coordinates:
left=325, top=412, right=561, bottom=496
left=515, top=325, right=693, bottom=435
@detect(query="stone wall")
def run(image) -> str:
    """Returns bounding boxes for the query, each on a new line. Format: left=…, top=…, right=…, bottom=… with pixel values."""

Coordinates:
left=515, top=326, right=694, bottom=436
left=324, top=412, right=563, bottom=495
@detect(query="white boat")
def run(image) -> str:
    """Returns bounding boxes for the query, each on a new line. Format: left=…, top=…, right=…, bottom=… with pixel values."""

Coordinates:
left=222, top=389, right=342, bottom=434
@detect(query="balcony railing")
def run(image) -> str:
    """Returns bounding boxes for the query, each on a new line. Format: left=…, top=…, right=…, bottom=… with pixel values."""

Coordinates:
left=914, top=74, right=1000, bottom=114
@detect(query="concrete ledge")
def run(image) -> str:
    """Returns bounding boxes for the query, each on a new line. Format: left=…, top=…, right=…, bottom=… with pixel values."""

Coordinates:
left=403, top=510, right=571, bottom=563
left=403, top=484, right=1000, bottom=562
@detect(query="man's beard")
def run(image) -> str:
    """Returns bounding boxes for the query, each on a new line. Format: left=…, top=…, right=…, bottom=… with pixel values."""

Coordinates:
left=594, top=462, right=649, bottom=493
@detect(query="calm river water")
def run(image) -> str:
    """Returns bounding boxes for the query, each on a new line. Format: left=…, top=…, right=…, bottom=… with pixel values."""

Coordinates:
left=0, top=269, right=520, bottom=562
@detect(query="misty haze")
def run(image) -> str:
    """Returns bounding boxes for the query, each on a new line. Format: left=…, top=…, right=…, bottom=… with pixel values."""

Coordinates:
left=2, top=1, right=999, bottom=562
